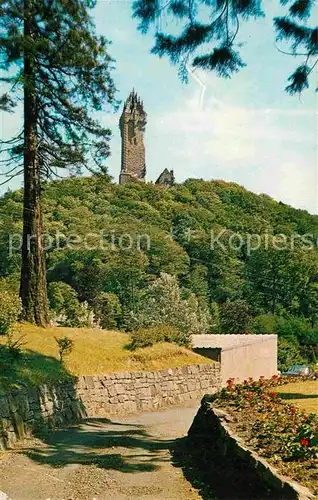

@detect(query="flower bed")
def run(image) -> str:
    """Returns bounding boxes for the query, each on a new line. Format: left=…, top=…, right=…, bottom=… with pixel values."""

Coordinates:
left=210, top=375, right=318, bottom=495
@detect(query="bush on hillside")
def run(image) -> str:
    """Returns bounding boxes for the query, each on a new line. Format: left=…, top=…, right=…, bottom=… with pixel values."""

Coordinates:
left=48, top=281, right=78, bottom=313
left=209, top=301, right=220, bottom=333
left=276, top=316, right=317, bottom=365
left=219, top=299, right=252, bottom=334
left=48, top=281, right=95, bottom=328
left=275, top=315, right=314, bottom=342
left=129, top=273, right=210, bottom=342
left=0, top=291, right=22, bottom=335
left=252, top=314, right=317, bottom=368
left=130, top=325, right=188, bottom=350
left=252, top=313, right=277, bottom=334
left=278, top=337, right=306, bottom=372
left=93, top=292, right=122, bottom=329
left=0, top=275, right=20, bottom=295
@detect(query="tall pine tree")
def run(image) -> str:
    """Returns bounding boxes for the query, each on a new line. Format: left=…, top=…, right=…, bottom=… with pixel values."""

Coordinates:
left=132, top=0, right=317, bottom=93
left=0, top=0, right=117, bottom=325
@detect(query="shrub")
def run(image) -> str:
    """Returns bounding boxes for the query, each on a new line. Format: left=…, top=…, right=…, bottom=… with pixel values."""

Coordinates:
left=0, top=291, right=22, bottom=335
left=93, top=292, right=121, bottom=329
left=219, top=299, right=252, bottom=334
left=275, top=315, right=313, bottom=340
left=130, top=273, right=210, bottom=343
left=0, top=275, right=19, bottom=294
left=48, top=282, right=95, bottom=328
left=252, top=313, right=277, bottom=334
left=278, top=337, right=305, bottom=372
left=55, top=336, right=74, bottom=363
left=209, top=301, right=220, bottom=333
left=130, top=325, right=188, bottom=350
left=48, top=281, right=79, bottom=315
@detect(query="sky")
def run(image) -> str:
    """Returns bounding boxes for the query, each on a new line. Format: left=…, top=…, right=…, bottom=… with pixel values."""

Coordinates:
left=1, top=0, right=317, bottom=214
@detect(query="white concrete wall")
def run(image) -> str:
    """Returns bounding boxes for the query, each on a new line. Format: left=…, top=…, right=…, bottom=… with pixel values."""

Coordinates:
left=192, top=335, right=278, bottom=385
left=220, top=337, right=277, bottom=385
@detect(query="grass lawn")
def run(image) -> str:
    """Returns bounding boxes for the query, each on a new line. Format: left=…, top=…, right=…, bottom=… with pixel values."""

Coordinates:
left=0, top=324, right=214, bottom=389
left=276, top=380, right=317, bottom=414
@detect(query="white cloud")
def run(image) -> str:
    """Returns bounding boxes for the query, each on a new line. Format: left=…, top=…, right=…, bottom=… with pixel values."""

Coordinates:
left=148, top=85, right=317, bottom=213
left=267, top=161, right=317, bottom=214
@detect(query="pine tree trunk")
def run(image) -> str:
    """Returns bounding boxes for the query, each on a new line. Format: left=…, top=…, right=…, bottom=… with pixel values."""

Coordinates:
left=20, top=0, right=48, bottom=326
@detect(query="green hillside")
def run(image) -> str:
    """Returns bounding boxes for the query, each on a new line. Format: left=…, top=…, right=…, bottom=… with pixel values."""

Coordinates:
left=1, top=176, right=317, bottom=366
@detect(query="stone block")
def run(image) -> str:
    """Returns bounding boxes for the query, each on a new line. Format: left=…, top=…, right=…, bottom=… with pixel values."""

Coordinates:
left=84, top=377, right=95, bottom=389
left=108, top=385, right=117, bottom=397
left=115, top=384, right=125, bottom=395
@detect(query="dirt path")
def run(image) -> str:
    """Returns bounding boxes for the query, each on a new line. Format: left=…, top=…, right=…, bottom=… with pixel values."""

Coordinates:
left=0, top=403, right=204, bottom=500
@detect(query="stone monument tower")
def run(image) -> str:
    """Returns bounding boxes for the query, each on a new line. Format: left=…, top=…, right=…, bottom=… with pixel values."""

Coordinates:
left=119, top=90, right=147, bottom=185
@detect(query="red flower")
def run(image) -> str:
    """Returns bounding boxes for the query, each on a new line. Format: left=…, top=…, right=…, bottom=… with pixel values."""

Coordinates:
left=290, top=408, right=296, bottom=415
left=226, top=378, right=235, bottom=387
left=269, top=392, right=277, bottom=398
left=300, top=438, right=309, bottom=447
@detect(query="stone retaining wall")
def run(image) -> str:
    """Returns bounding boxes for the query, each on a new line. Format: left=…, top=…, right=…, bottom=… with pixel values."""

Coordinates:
left=0, top=363, right=220, bottom=450
left=187, top=396, right=314, bottom=500
left=0, top=382, right=85, bottom=449
left=76, top=364, right=221, bottom=417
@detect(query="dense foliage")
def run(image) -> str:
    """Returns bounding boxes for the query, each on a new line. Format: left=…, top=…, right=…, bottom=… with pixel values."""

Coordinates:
left=0, top=291, right=22, bottom=335
left=0, top=176, right=317, bottom=363
left=130, top=325, right=188, bottom=349
left=129, top=273, right=211, bottom=339
left=48, top=281, right=95, bottom=327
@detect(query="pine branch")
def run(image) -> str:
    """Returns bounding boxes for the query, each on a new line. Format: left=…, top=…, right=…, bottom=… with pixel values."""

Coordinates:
left=0, top=170, right=23, bottom=187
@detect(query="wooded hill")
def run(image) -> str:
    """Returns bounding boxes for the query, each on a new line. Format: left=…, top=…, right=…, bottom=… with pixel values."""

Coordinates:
left=1, top=176, right=317, bottom=365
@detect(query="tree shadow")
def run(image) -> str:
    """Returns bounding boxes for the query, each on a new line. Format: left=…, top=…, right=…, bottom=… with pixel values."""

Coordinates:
left=170, top=436, right=276, bottom=500
left=21, top=417, right=175, bottom=474
left=0, top=350, right=86, bottom=448
left=170, top=437, right=219, bottom=500
left=278, top=392, right=318, bottom=401
left=0, top=349, right=73, bottom=392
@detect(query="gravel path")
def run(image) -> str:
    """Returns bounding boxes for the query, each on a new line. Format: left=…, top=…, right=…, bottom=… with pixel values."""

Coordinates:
left=0, top=403, right=203, bottom=500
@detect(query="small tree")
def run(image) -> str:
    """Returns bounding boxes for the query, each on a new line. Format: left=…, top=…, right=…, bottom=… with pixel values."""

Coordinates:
left=219, top=299, right=252, bottom=334
left=130, top=273, right=210, bottom=341
left=93, top=292, right=122, bottom=330
left=252, top=313, right=277, bottom=334
left=278, top=337, right=305, bottom=372
left=55, top=336, right=74, bottom=364
left=48, top=281, right=95, bottom=327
